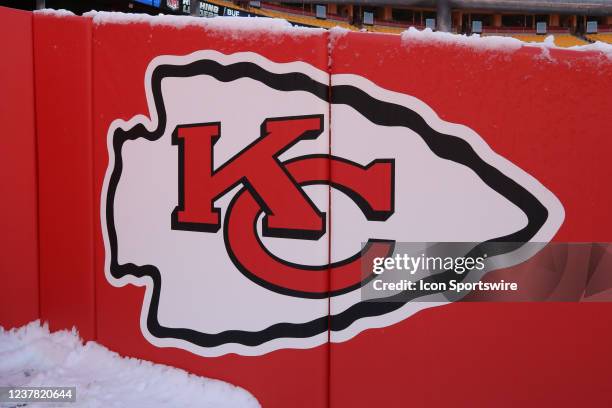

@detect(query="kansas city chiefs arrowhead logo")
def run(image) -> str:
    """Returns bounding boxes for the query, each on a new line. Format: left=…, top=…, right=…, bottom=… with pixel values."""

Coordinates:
left=101, top=51, right=564, bottom=356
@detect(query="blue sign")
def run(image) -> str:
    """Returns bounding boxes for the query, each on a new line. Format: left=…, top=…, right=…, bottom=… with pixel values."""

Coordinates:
left=134, top=0, right=161, bottom=7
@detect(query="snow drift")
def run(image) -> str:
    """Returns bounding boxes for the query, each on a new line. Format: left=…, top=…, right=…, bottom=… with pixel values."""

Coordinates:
left=0, top=321, right=260, bottom=408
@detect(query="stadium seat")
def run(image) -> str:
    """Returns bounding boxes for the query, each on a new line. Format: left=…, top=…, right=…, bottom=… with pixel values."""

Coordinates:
left=204, top=0, right=355, bottom=30
left=511, top=34, right=546, bottom=43
left=586, top=33, right=612, bottom=44
left=367, top=25, right=407, bottom=34
left=509, top=34, right=586, bottom=47
left=187, top=0, right=603, bottom=44
left=553, top=34, right=588, bottom=47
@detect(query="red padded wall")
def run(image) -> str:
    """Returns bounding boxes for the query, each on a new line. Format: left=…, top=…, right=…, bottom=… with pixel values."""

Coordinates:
left=91, top=21, right=330, bottom=408
left=3, top=9, right=612, bottom=408
left=0, top=6, right=39, bottom=328
left=328, top=31, right=612, bottom=408
left=33, top=13, right=96, bottom=340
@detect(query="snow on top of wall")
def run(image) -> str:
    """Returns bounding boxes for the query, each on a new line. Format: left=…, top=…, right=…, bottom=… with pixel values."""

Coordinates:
left=0, top=321, right=260, bottom=408
left=28, top=9, right=612, bottom=59
left=33, top=8, right=75, bottom=17
left=83, top=10, right=323, bottom=37
left=515, top=33, right=612, bottom=60
left=328, top=27, right=351, bottom=68
left=401, top=27, right=523, bottom=52
left=401, top=27, right=612, bottom=59
left=564, top=40, right=612, bottom=58
left=329, top=26, right=350, bottom=46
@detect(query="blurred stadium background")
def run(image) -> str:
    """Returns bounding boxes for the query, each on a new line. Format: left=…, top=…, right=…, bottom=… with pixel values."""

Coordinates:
left=3, top=0, right=612, bottom=46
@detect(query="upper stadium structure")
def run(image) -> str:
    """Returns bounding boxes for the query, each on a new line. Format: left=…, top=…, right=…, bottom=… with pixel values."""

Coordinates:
left=4, top=0, right=612, bottom=45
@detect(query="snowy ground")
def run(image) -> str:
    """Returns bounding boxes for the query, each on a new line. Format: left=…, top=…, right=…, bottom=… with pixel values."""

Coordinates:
left=0, top=322, right=259, bottom=408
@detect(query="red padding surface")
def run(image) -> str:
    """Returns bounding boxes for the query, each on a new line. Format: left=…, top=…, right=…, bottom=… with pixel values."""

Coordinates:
left=0, top=6, right=39, bottom=329
left=33, top=13, right=96, bottom=340
left=329, top=31, right=612, bottom=408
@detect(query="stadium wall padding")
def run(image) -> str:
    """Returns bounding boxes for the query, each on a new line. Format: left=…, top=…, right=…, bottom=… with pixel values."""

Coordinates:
left=0, top=7, right=39, bottom=328
left=34, top=12, right=96, bottom=341
left=1, top=7, right=612, bottom=408
left=90, top=21, right=330, bottom=408
left=329, top=31, right=612, bottom=408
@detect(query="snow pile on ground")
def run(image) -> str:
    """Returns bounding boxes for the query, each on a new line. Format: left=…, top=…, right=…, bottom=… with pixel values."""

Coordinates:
left=0, top=321, right=260, bottom=408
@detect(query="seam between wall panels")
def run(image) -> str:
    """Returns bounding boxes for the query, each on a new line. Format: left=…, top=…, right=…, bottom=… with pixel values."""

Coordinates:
left=326, top=29, right=333, bottom=408
left=31, top=11, right=42, bottom=323
left=88, top=17, right=97, bottom=341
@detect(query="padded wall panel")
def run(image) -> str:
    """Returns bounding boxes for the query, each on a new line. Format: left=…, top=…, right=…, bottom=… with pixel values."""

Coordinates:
left=328, top=32, right=612, bottom=408
left=0, top=6, right=39, bottom=328
left=33, top=13, right=96, bottom=340
left=92, top=19, right=330, bottom=408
